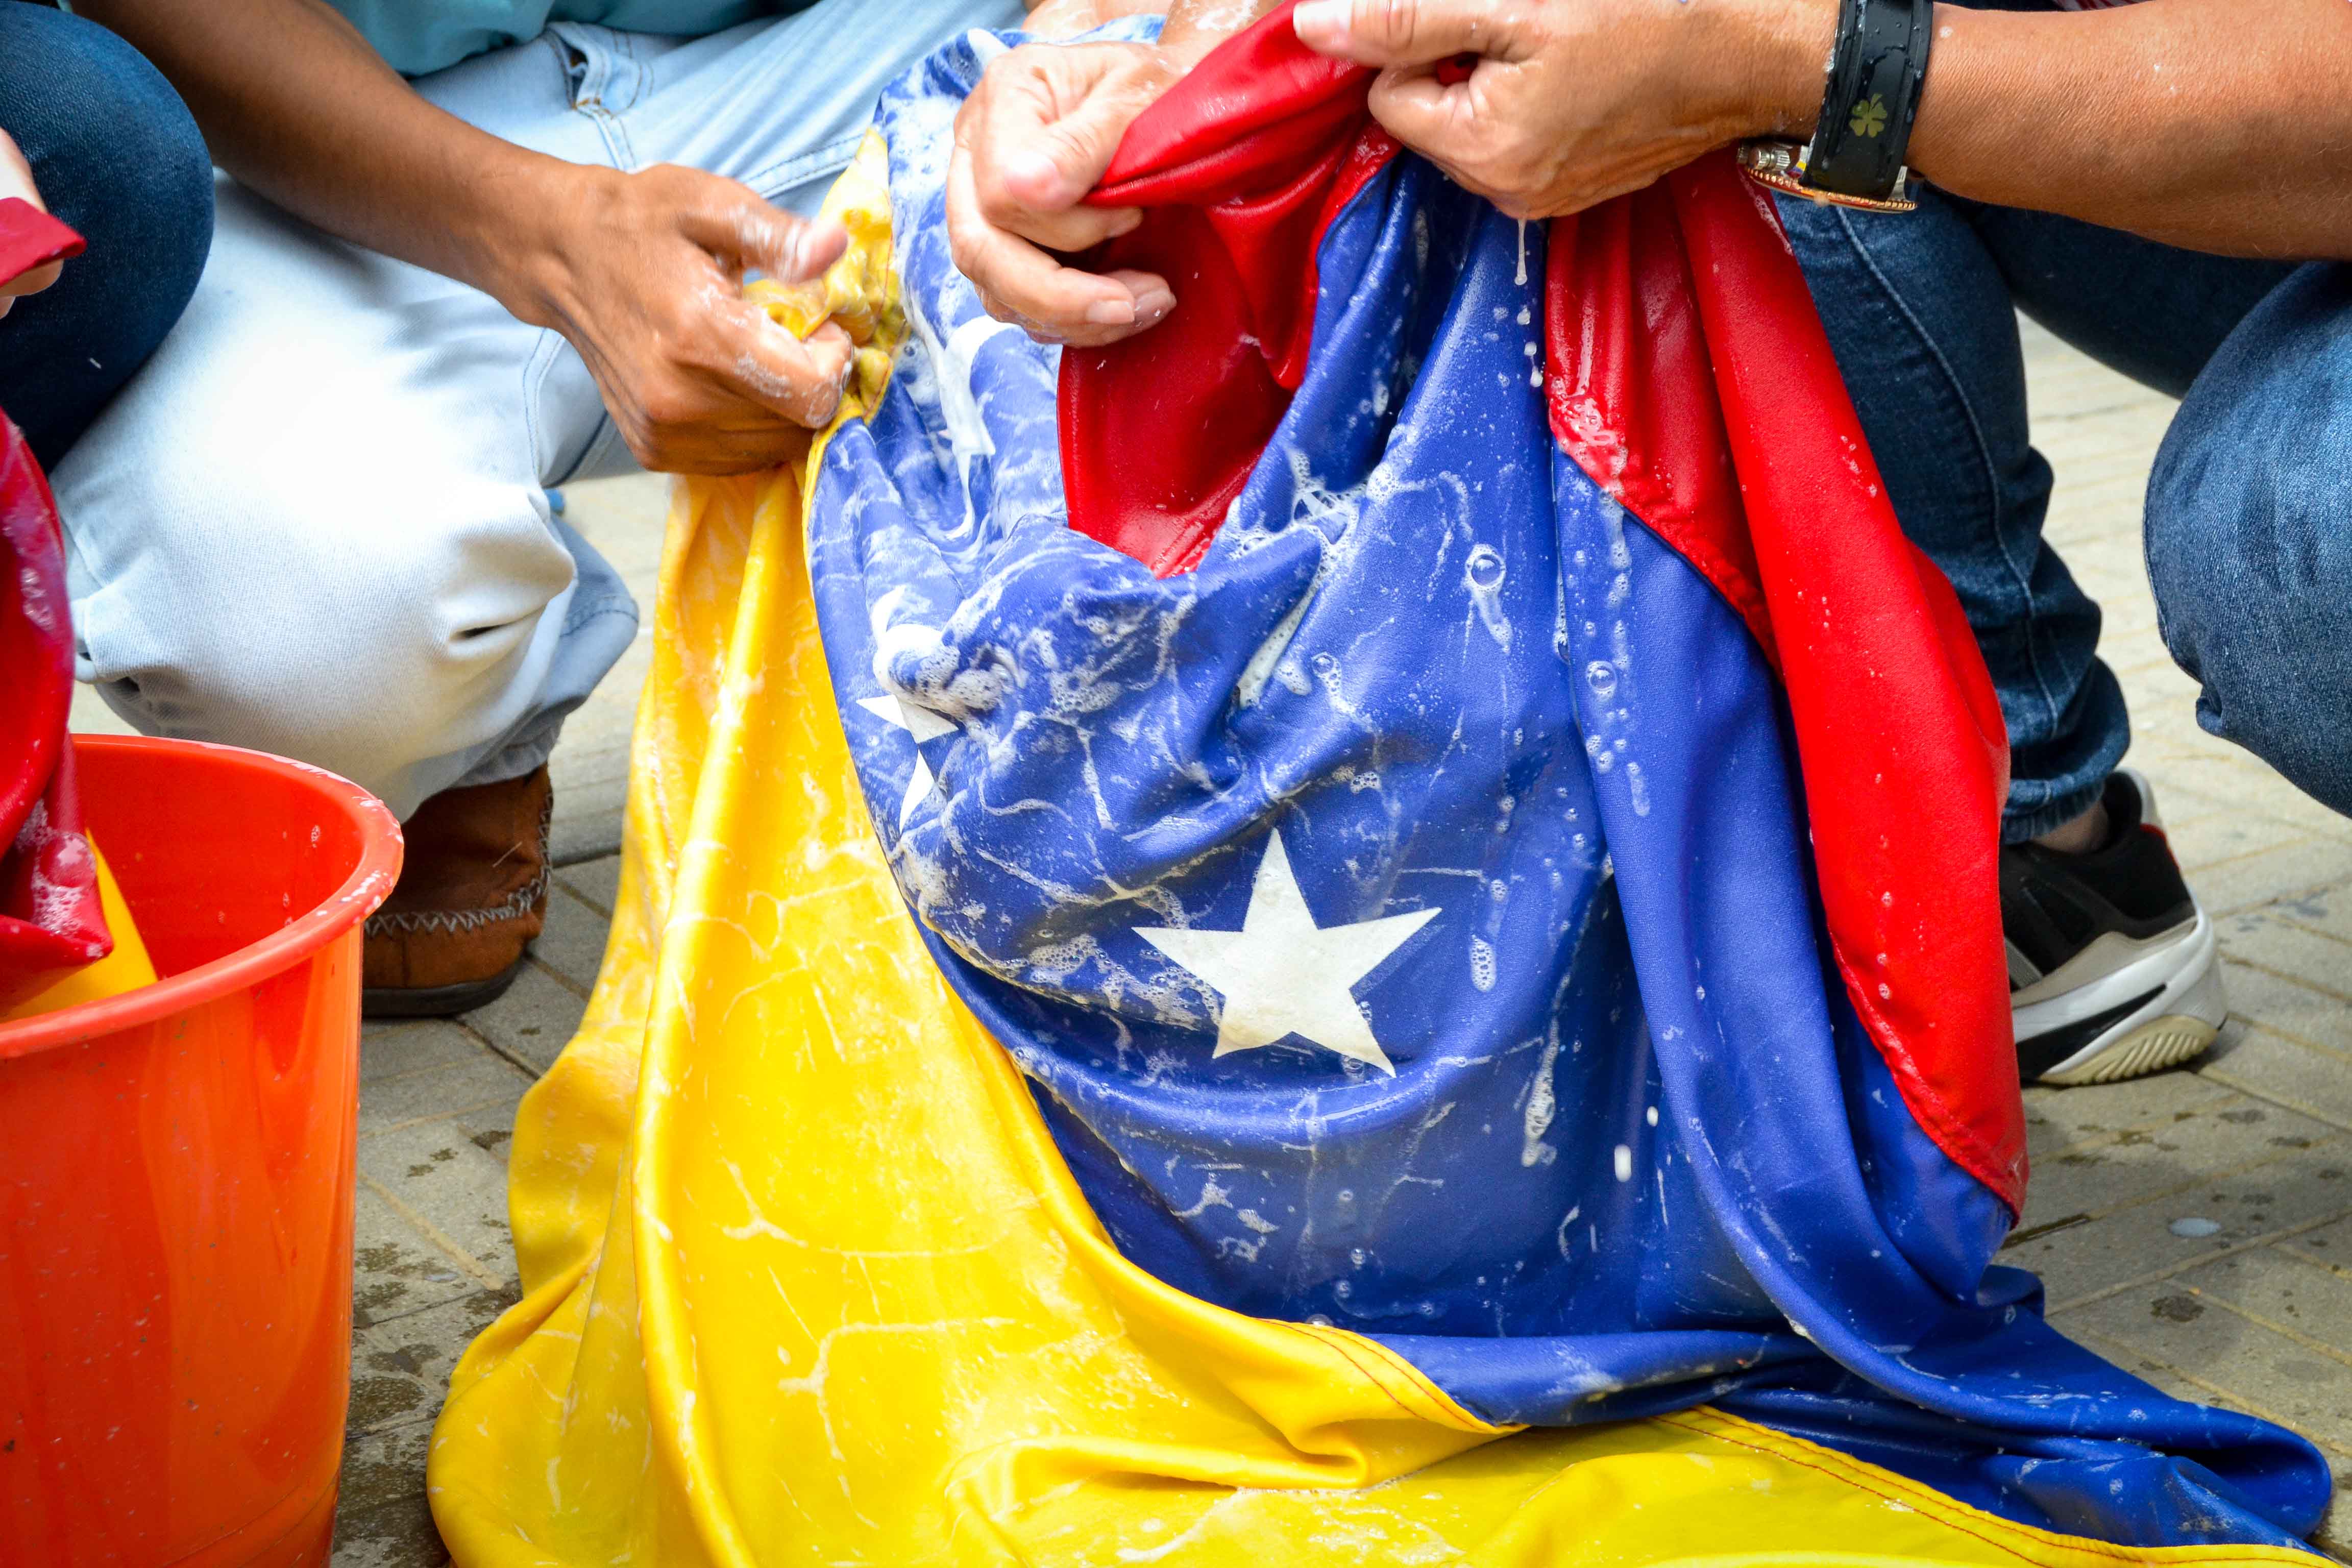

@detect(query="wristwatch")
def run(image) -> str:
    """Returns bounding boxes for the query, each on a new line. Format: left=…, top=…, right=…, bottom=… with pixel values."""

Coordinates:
left=1740, top=0, right=1935, bottom=214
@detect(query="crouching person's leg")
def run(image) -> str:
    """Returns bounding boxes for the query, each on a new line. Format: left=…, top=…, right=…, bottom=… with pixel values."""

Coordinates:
left=2147, top=263, right=2352, bottom=821
left=0, top=5, right=213, bottom=467
left=52, top=180, right=637, bottom=1017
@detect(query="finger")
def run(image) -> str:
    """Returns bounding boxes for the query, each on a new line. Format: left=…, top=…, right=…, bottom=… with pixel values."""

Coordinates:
left=0, top=259, right=63, bottom=300
left=675, top=179, right=849, bottom=284
left=1364, top=69, right=1486, bottom=172
left=948, top=142, right=1168, bottom=344
left=1003, top=199, right=1143, bottom=258
left=1292, top=0, right=1528, bottom=68
left=722, top=311, right=857, bottom=428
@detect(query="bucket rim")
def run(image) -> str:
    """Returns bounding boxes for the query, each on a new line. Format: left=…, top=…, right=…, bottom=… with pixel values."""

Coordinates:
left=0, top=734, right=403, bottom=1061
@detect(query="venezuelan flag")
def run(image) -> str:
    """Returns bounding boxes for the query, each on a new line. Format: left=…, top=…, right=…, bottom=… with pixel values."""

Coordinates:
left=428, top=13, right=2332, bottom=1563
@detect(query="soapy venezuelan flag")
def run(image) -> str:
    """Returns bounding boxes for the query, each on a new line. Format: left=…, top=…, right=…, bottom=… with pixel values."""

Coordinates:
left=428, top=13, right=2333, bottom=1563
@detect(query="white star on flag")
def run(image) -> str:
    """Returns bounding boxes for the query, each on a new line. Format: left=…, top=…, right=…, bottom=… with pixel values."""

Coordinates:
left=856, top=693, right=956, bottom=826
left=1135, top=829, right=1437, bottom=1074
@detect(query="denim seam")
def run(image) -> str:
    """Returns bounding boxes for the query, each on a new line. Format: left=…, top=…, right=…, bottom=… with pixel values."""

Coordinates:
left=562, top=596, right=639, bottom=639
left=1831, top=204, right=2069, bottom=757
left=740, top=131, right=869, bottom=205
left=552, top=24, right=639, bottom=171
left=521, top=327, right=568, bottom=486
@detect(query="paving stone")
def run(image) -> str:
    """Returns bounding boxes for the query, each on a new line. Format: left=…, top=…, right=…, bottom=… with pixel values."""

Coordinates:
left=2221, top=911, right=2352, bottom=1003
left=552, top=739, right=633, bottom=793
left=530, top=883, right=612, bottom=995
left=451, top=1094, right=525, bottom=1164
left=352, top=1186, right=479, bottom=1331
left=2003, top=1137, right=2352, bottom=1310
left=2054, top=1253, right=2352, bottom=1460
left=334, top=1422, right=449, bottom=1567
left=2215, top=959, right=2352, bottom=1060
left=356, top=1120, right=520, bottom=1290
left=358, top=1049, right=530, bottom=1138
left=2180, top=841, right=2352, bottom=917
left=555, top=854, right=622, bottom=918
left=2021, top=1071, right=2236, bottom=1163
left=551, top=805, right=627, bottom=869
left=330, top=1498, right=450, bottom=1568
left=2018, top=1091, right=2341, bottom=1237
left=2200, top=1022, right=2352, bottom=1136
left=348, top=1288, right=516, bottom=1439
left=2279, top=1213, right=2352, bottom=1275
left=2161, top=808, right=2311, bottom=878
left=2273, top=886, right=2352, bottom=955
left=358, top=1021, right=482, bottom=1086
left=461, top=961, right=585, bottom=1077
left=2174, top=1242, right=2352, bottom=1371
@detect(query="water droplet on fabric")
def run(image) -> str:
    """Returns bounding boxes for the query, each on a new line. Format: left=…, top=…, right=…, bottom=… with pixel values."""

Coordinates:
left=1585, top=660, right=1618, bottom=701
left=1466, top=544, right=1506, bottom=589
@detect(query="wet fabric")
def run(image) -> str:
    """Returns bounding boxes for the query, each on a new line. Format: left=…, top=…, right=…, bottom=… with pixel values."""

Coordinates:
left=428, top=16, right=2332, bottom=1565
left=0, top=409, right=117, bottom=1011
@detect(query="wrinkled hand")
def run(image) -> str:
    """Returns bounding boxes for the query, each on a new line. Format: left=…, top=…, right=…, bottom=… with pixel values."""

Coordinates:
left=1291, top=0, right=1829, bottom=219
left=947, top=39, right=1180, bottom=346
left=0, top=128, right=64, bottom=321
left=505, top=163, right=854, bottom=474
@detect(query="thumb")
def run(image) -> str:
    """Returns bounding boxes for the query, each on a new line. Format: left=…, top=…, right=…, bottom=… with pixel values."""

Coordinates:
left=679, top=180, right=849, bottom=284
left=1291, top=0, right=1525, bottom=68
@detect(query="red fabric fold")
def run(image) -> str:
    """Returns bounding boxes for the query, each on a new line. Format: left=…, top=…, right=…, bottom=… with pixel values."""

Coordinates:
left=1548, top=164, right=2020, bottom=1207
left=0, top=197, right=84, bottom=291
left=1062, top=8, right=1392, bottom=575
left=1057, top=6, right=2024, bottom=1210
left=2, top=412, right=112, bottom=998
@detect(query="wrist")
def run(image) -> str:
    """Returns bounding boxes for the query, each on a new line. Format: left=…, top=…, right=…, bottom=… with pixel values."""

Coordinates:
left=457, top=156, right=611, bottom=331
left=1718, top=0, right=1841, bottom=141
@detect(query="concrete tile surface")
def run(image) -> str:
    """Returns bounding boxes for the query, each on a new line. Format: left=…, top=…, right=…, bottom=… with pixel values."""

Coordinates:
left=89, top=333, right=2336, bottom=1558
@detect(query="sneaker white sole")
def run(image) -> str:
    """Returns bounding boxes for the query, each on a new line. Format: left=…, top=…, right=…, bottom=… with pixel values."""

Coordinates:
left=2021, top=911, right=2226, bottom=1086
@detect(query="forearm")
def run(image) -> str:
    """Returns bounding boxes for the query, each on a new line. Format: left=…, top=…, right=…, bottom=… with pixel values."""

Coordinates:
left=74, top=0, right=582, bottom=311
left=1900, top=0, right=2352, bottom=259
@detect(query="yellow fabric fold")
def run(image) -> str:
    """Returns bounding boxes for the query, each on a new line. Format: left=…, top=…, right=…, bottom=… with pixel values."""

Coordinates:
left=425, top=136, right=2311, bottom=1568
left=2, top=841, right=158, bottom=1021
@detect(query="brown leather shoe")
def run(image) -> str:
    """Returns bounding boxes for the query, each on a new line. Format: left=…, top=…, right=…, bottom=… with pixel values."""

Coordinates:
left=362, top=765, right=552, bottom=1018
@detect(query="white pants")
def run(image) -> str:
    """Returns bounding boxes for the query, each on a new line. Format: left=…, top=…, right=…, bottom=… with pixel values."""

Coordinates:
left=56, top=0, right=1020, bottom=819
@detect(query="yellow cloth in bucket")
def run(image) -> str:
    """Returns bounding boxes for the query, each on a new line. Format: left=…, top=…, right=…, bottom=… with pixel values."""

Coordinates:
left=1, top=842, right=159, bottom=1021
left=426, top=139, right=2304, bottom=1568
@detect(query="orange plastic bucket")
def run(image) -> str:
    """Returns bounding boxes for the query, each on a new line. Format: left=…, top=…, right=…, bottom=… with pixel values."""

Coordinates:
left=1, top=736, right=401, bottom=1568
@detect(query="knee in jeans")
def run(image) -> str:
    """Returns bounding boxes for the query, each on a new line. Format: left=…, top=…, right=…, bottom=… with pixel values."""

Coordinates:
left=2147, top=298, right=2352, bottom=807
left=83, top=496, right=577, bottom=790
left=2, top=8, right=216, bottom=333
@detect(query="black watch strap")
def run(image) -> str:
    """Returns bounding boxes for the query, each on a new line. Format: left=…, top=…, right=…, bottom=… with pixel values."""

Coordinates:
left=1801, top=0, right=1934, bottom=202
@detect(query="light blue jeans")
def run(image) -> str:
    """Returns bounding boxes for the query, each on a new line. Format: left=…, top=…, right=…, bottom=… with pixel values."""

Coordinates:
left=1774, top=189, right=2319, bottom=838
left=54, top=0, right=1020, bottom=819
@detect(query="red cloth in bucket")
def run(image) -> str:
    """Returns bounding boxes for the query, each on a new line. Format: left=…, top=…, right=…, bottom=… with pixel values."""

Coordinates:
left=1, top=408, right=112, bottom=997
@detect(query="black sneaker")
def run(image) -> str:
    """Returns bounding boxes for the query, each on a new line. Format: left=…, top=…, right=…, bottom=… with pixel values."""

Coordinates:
left=2004, top=769, right=2225, bottom=1086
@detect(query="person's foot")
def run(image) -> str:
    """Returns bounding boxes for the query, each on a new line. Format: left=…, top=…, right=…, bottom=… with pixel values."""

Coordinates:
left=362, top=765, right=552, bottom=1019
left=2004, top=769, right=2226, bottom=1086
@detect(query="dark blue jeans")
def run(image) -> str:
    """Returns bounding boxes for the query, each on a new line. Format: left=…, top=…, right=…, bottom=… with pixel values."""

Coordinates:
left=0, top=2, right=213, bottom=471
left=1777, top=187, right=2316, bottom=837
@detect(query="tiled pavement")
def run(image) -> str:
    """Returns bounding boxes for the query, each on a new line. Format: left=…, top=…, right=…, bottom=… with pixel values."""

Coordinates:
left=79, top=320, right=2352, bottom=1563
